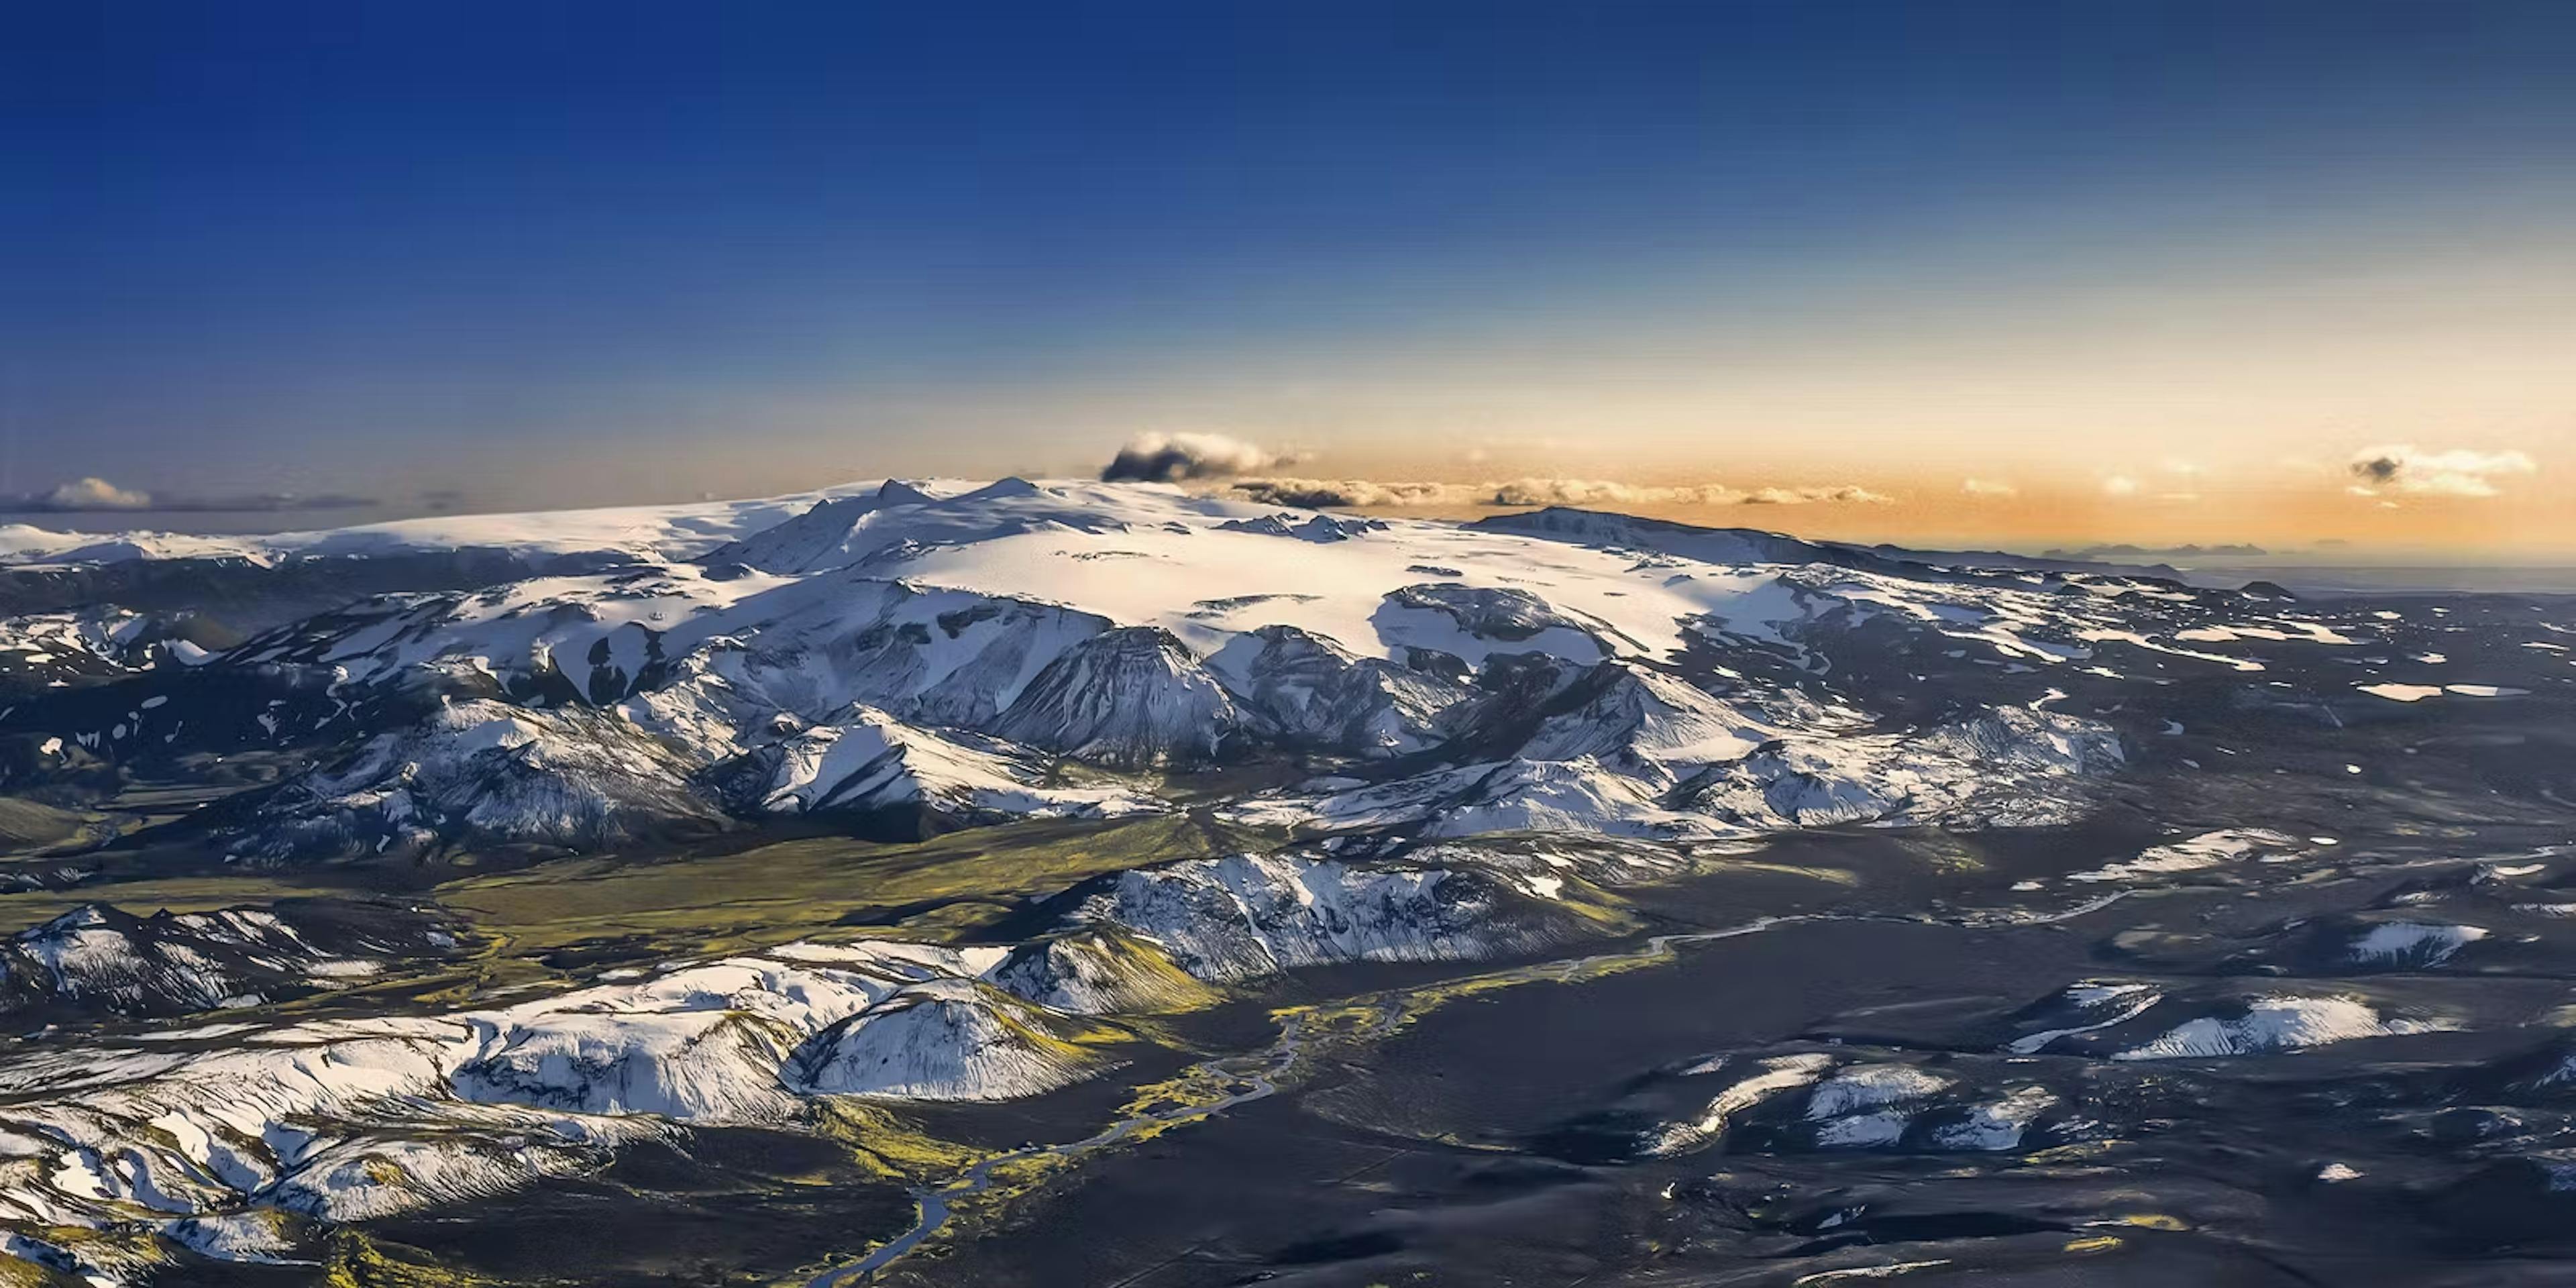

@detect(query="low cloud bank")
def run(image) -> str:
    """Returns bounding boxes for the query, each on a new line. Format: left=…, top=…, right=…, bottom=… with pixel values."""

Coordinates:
left=1485, top=478, right=1890, bottom=506
left=1095, top=437, right=1886, bottom=510
left=2043, top=542, right=2268, bottom=560
left=2348, top=445, right=2536, bottom=498
left=34, top=477, right=152, bottom=511
left=1228, top=478, right=1468, bottom=508
left=7, top=476, right=379, bottom=515
left=1223, top=476, right=1890, bottom=510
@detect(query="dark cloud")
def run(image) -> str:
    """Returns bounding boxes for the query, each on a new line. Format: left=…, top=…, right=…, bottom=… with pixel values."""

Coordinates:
left=1099, top=432, right=1283, bottom=482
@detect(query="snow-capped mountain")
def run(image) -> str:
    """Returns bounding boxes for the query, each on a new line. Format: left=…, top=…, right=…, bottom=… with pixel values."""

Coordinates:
left=0, top=476, right=2404, bottom=862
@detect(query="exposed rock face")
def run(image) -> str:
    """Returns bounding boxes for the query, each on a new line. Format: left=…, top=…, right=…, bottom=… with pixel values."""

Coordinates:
left=0, top=609, right=166, bottom=688
left=785, top=978, right=1102, bottom=1100
left=1206, top=625, right=1468, bottom=757
left=1378, top=582, right=1616, bottom=659
left=1517, top=663, right=1778, bottom=765
left=716, top=706, right=1162, bottom=824
left=1231, top=702, right=2121, bottom=841
left=216, top=698, right=724, bottom=863
left=1214, top=512, right=1387, bottom=542
left=991, top=627, right=1242, bottom=767
left=0, top=900, right=458, bottom=1020
left=1915, top=704, right=2127, bottom=776
left=985, top=927, right=1216, bottom=1015
left=1058, top=852, right=1580, bottom=981
left=1681, top=706, right=2123, bottom=832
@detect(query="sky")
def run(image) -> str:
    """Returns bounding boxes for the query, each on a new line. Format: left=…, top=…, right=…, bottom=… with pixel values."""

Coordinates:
left=7, top=1, right=2574, bottom=554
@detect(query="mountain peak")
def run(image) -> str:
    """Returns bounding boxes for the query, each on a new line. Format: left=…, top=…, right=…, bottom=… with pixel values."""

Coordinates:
left=960, top=476, right=1044, bottom=502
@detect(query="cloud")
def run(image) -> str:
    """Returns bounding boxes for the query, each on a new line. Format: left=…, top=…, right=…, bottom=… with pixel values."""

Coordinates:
left=7, top=478, right=379, bottom=515
left=1100, top=432, right=1285, bottom=482
left=2347, top=444, right=2536, bottom=498
left=1227, top=478, right=1477, bottom=508
left=37, top=477, right=153, bottom=511
left=1483, top=478, right=1888, bottom=506
left=1101, top=435, right=1893, bottom=511
left=2044, top=542, right=2267, bottom=559
left=1743, top=484, right=1892, bottom=505
left=1960, top=478, right=2018, bottom=498
left=2101, top=476, right=2141, bottom=497
left=195, top=492, right=380, bottom=513
left=1224, top=476, right=1890, bottom=510
left=1484, top=478, right=1672, bottom=506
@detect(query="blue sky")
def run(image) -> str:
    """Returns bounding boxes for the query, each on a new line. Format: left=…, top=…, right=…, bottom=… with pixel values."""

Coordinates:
left=7, top=1, right=2573, bottom=545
